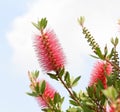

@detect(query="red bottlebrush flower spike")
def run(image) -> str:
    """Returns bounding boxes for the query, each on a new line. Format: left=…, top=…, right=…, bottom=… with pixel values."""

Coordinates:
left=28, top=71, right=56, bottom=108
left=36, top=81, right=56, bottom=108
left=89, top=61, right=112, bottom=88
left=34, top=29, right=66, bottom=72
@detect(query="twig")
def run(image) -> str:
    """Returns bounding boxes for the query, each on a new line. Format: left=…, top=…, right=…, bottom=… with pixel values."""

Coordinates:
left=57, top=75, right=81, bottom=106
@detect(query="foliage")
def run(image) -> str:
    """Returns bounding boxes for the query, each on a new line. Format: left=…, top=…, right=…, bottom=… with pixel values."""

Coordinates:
left=27, top=17, right=120, bottom=112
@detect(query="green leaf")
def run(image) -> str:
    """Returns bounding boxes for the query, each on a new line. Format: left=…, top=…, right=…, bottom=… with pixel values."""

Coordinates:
left=111, top=38, right=114, bottom=45
left=90, top=54, right=99, bottom=59
left=69, top=100, right=78, bottom=106
left=35, top=82, right=40, bottom=93
left=95, top=47, right=104, bottom=59
left=100, top=95, right=106, bottom=105
left=58, top=68, right=65, bottom=78
left=32, top=18, right=48, bottom=30
left=111, top=37, right=119, bottom=46
left=97, top=80, right=104, bottom=89
left=40, top=18, right=48, bottom=30
left=47, top=73, right=58, bottom=81
left=54, top=93, right=59, bottom=104
left=64, top=71, right=71, bottom=87
left=72, top=91, right=78, bottom=98
left=67, top=107, right=80, bottom=112
left=107, top=48, right=114, bottom=59
left=40, top=80, right=46, bottom=94
left=26, top=92, right=38, bottom=97
left=104, top=45, right=108, bottom=58
left=34, top=70, right=39, bottom=78
left=54, top=93, right=64, bottom=106
left=30, top=70, right=39, bottom=80
left=106, top=73, right=118, bottom=86
left=87, top=86, right=94, bottom=98
left=102, top=86, right=118, bottom=101
left=115, top=37, right=119, bottom=46
left=81, top=103, right=94, bottom=112
left=32, top=22, right=40, bottom=30
left=42, top=108, right=52, bottom=112
left=72, top=76, right=81, bottom=87
left=115, top=80, right=120, bottom=91
left=64, top=72, right=70, bottom=81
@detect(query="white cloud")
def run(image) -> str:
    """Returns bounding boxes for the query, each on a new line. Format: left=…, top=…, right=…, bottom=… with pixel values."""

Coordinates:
left=7, top=0, right=120, bottom=89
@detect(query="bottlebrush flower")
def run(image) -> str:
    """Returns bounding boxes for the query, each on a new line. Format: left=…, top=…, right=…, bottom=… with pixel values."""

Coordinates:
left=28, top=71, right=56, bottom=108
left=89, top=61, right=112, bottom=88
left=33, top=29, right=66, bottom=72
left=36, top=81, right=56, bottom=108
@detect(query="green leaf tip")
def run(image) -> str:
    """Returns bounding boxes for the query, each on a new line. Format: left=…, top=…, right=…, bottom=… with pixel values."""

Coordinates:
left=26, top=92, right=38, bottom=97
left=72, top=76, right=81, bottom=87
left=78, top=16, right=85, bottom=27
left=111, top=37, right=119, bottom=46
left=32, top=17, right=48, bottom=30
left=31, top=70, right=39, bottom=79
left=32, top=22, right=40, bottom=30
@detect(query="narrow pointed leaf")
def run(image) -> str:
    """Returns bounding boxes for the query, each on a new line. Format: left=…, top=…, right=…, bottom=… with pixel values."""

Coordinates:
left=58, top=68, right=65, bottom=77
left=26, top=92, right=38, bottom=97
left=32, top=22, right=40, bottom=30
left=95, top=47, right=104, bottom=59
left=54, top=93, right=60, bottom=104
left=40, top=80, right=46, bottom=94
left=72, top=76, right=81, bottom=87
left=115, top=37, right=119, bottom=46
left=69, top=100, right=78, bottom=106
left=47, top=73, right=58, bottom=81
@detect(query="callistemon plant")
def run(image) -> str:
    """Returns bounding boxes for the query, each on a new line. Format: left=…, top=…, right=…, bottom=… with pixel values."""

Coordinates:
left=27, top=17, right=120, bottom=112
left=33, top=18, right=66, bottom=73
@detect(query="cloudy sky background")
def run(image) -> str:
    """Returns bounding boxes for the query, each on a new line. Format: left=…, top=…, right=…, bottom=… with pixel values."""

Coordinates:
left=1, top=0, right=120, bottom=111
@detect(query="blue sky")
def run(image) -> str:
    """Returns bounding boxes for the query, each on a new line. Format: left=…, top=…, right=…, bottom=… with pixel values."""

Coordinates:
left=1, top=0, right=120, bottom=112
left=0, top=0, right=40, bottom=112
